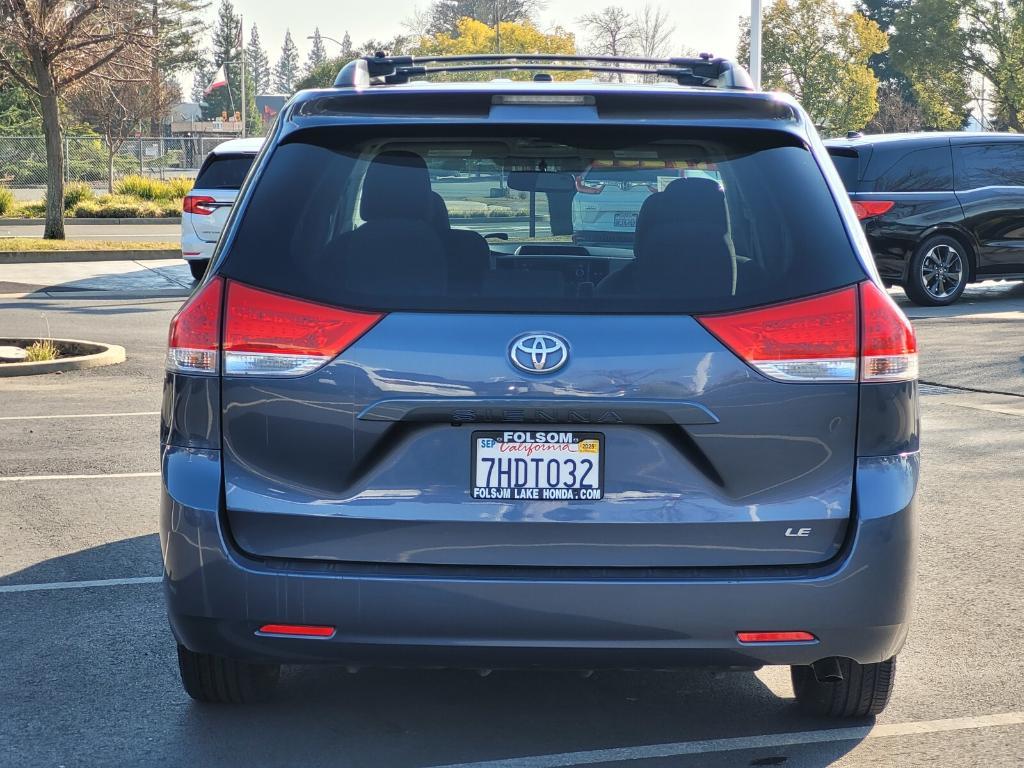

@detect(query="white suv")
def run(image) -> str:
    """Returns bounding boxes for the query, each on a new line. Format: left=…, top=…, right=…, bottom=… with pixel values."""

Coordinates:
left=181, top=137, right=263, bottom=280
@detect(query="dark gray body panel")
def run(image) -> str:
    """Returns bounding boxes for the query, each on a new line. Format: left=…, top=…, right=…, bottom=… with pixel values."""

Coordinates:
left=161, top=445, right=917, bottom=668
left=219, top=313, right=858, bottom=568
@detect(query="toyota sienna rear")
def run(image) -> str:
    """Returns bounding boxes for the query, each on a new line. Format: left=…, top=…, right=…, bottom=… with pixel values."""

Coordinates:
left=161, top=54, right=919, bottom=717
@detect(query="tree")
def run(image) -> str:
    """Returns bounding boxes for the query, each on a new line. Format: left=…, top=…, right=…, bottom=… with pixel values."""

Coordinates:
left=247, top=24, right=271, bottom=94
left=964, top=1, right=1024, bottom=132
left=0, top=71, right=40, bottom=134
left=340, top=32, right=354, bottom=59
left=578, top=6, right=636, bottom=81
left=70, top=73, right=179, bottom=191
left=198, top=0, right=259, bottom=135
left=294, top=35, right=412, bottom=91
left=415, top=18, right=575, bottom=76
left=0, top=0, right=152, bottom=238
left=426, top=0, right=544, bottom=35
left=147, top=0, right=207, bottom=133
left=866, top=80, right=925, bottom=133
left=274, top=30, right=301, bottom=93
left=738, top=0, right=887, bottom=134
left=633, top=4, right=675, bottom=60
left=860, top=0, right=969, bottom=131
left=306, top=28, right=328, bottom=74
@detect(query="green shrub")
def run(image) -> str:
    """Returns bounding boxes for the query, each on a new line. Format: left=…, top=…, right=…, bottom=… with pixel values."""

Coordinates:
left=62, top=181, right=94, bottom=209
left=156, top=199, right=183, bottom=217
left=71, top=194, right=175, bottom=218
left=0, top=186, right=13, bottom=216
left=114, top=174, right=188, bottom=201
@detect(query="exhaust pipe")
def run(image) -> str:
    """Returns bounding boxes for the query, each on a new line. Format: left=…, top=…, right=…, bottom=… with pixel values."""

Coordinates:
left=811, top=657, right=844, bottom=683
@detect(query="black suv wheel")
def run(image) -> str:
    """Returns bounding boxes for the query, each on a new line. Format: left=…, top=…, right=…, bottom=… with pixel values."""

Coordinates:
left=904, top=235, right=968, bottom=306
left=188, top=259, right=209, bottom=281
left=177, top=644, right=280, bottom=703
left=791, top=656, right=896, bottom=717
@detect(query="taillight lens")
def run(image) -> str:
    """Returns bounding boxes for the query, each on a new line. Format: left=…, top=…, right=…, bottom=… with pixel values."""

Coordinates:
left=222, top=281, right=383, bottom=377
left=698, top=287, right=859, bottom=382
left=183, top=195, right=216, bottom=215
left=852, top=200, right=894, bottom=220
left=697, top=282, right=917, bottom=384
left=166, top=276, right=223, bottom=374
left=860, top=280, right=918, bottom=381
left=575, top=175, right=605, bottom=195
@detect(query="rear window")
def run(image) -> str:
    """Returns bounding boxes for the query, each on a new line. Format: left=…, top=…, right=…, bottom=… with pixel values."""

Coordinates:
left=222, top=125, right=865, bottom=314
left=194, top=153, right=255, bottom=190
left=827, top=149, right=860, bottom=189
left=872, top=146, right=952, bottom=192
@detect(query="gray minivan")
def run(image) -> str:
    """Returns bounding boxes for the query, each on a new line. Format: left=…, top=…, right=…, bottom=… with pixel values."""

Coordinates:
left=161, top=54, right=919, bottom=716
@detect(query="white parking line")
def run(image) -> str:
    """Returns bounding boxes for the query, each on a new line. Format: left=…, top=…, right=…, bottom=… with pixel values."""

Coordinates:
left=425, top=712, right=1024, bottom=768
left=0, top=411, right=160, bottom=421
left=0, top=576, right=162, bottom=593
left=0, top=471, right=160, bottom=482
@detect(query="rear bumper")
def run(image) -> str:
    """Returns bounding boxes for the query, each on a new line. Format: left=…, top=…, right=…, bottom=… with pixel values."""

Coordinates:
left=179, top=227, right=214, bottom=261
left=161, top=447, right=917, bottom=669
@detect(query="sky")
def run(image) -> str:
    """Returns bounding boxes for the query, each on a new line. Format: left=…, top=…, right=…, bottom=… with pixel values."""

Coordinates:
left=211, top=0, right=753, bottom=74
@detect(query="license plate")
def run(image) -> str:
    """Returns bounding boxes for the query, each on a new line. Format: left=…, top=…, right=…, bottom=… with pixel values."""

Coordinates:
left=471, top=431, right=603, bottom=501
left=613, top=212, right=638, bottom=228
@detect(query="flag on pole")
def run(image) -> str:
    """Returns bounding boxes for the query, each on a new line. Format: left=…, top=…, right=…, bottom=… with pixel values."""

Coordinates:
left=203, top=65, right=228, bottom=96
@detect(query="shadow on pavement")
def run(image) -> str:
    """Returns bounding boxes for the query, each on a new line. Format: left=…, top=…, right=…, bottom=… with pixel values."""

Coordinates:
left=892, top=280, right=1024, bottom=318
left=1, top=535, right=865, bottom=767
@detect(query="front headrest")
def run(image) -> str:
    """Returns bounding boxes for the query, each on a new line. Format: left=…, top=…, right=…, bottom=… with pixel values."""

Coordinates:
left=662, top=177, right=728, bottom=236
left=360, top=151, right=432, bottom=221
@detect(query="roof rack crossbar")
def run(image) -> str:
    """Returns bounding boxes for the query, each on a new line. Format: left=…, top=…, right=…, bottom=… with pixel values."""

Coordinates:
left=334, top=53, right=754, bottom=90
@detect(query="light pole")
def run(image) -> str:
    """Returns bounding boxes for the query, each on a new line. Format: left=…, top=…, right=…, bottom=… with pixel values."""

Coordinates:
left=750, top=0, right=762, bottom=90
left=311, top=34, right=345, bottom=50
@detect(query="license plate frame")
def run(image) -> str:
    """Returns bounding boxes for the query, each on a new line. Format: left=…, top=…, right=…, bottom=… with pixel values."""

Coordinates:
left=470, top=430, right=604, bottom=501
left=613, top=212, right=638, bottom=228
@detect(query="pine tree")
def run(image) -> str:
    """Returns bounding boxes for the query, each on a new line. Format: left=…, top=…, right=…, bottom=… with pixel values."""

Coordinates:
left=341, top=31, right=353, bottom=58
left=147, top=0, right=208, bottom=133
left=274, top=29, right=302, bottom=93
left=306, top=28, right=328, bottom=74
left=247, top=24, right=271, bottom=93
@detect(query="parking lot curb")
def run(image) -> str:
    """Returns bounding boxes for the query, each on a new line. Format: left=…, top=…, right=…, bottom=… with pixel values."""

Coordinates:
left=0, top=249, right=180, bottom=264
left=0, top=217, right=181, bottom=225
left=0, top=338, right=126, bottom=377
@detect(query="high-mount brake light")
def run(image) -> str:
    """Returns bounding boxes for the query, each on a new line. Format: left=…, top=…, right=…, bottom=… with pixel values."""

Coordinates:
left=183, top=195, right=216, bottom=216
left=222, top=281, right=383, bottom=377
left=166, top=277, right=223, bottom=374
left=852, top=200, right=894, bottom=220
left=697, top=282, right=918, bottom=384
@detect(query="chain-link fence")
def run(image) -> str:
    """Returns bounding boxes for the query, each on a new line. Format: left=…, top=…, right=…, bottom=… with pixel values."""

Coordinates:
left=0, top=136, right=237, bottom=191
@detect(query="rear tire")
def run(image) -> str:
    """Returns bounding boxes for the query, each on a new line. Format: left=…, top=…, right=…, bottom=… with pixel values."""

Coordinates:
left=904, top=235, right=968, bottom=306
left=176, top=644, right=280, bottom=704
left=188, top=259, right=208, bottom=281
left=790, top=657, right=896, bottom=718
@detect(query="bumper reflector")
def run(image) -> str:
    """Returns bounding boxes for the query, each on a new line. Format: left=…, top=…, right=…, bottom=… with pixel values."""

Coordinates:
left=257, top=624, right=336, bottom=638
left=736, top=631, right=817, bottom=644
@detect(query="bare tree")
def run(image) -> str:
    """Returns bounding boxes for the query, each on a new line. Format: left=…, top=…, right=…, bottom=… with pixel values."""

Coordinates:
left=70, top=73, right=180, bottom=192
left=578, top=6, right=636, bottom=81
left=0, top=0, right=151, bottom=238
left=633, top=4, right=675, bottom=60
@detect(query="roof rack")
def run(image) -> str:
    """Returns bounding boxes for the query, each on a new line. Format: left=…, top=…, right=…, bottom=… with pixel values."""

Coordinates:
left=333, top=53, right=754, bottom=91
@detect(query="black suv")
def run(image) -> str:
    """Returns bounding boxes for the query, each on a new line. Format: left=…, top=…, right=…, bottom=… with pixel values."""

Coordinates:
left=825, top=132, right=1024, bottom=306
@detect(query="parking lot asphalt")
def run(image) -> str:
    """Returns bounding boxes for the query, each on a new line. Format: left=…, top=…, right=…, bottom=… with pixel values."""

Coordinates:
left=1, top=283, right=1022, bottom=767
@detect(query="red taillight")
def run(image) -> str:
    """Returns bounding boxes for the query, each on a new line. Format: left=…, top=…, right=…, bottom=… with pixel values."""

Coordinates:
left=697, top=282, right=917, bottom=384
left=852, top=200, right=894, bottom=220
left=860, top=280, right=918, bottom=381
left=166, top=276, right=223, bottom=374
left=257, top=624, right=335, bottom=638
left=737, top=631, right=817, bottom=644
left=698, top=287, right=859, bottom=382
left=222, top=281, right=383, bottom=377
left=183, top=195, right=216, bottom=215
left=575, top=175, right=605, bottom=195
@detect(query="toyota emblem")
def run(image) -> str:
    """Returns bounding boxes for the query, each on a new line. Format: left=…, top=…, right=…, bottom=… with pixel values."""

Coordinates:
left=509, top=333, right=569, bottom=374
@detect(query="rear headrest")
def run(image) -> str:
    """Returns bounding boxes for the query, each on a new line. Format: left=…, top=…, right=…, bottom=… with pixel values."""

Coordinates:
left=360, top=150, right=432, bottom=221
left=662, top=177, right=728, bottom=236
left=429, top=191, right=451, bottom=233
